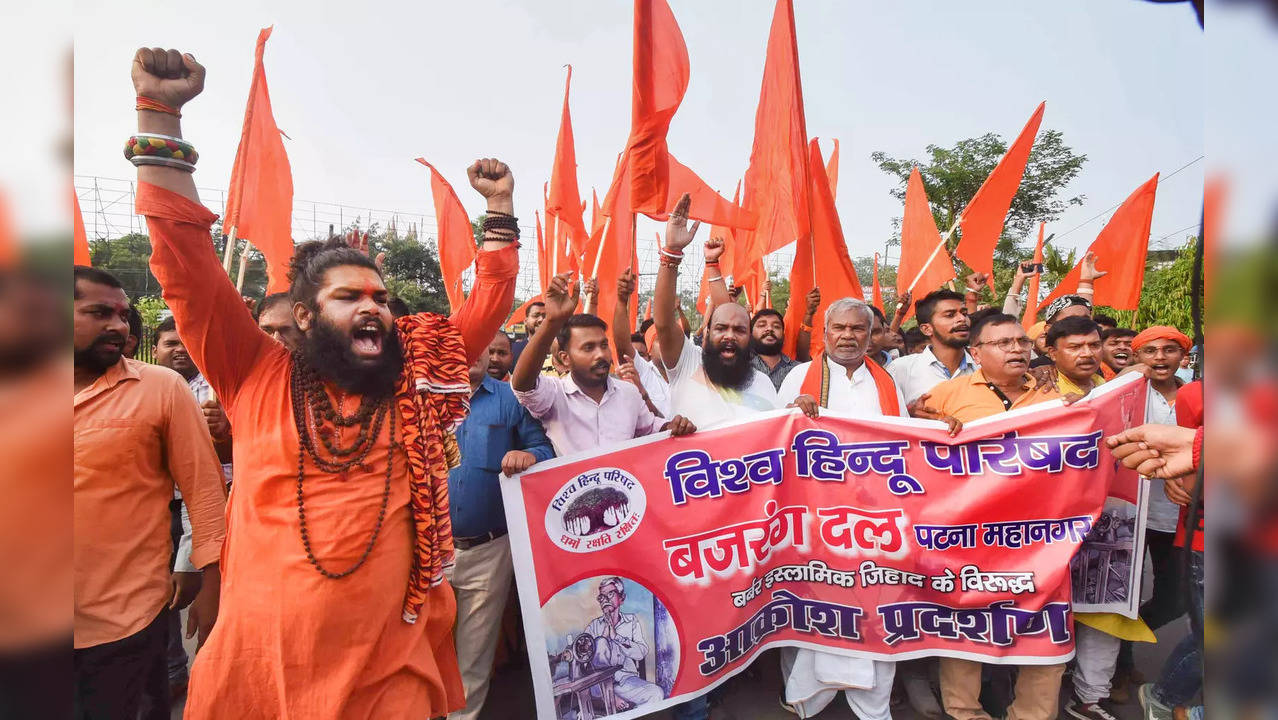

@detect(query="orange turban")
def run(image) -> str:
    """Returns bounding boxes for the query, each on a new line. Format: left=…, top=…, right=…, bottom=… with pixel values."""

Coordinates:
left=1131, top=326, right=1191, bottom=353
left=1027, top=321, right=1047, bottom=342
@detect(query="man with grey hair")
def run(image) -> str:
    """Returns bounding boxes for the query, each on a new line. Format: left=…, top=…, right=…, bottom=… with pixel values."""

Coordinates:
left=573, top=576, right=664, bottom=708
left=774, top=296, right=907, bottom=719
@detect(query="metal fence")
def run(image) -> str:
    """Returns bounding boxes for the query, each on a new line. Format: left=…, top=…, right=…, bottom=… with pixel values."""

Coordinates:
left=75, top=175, right=799, bottom=304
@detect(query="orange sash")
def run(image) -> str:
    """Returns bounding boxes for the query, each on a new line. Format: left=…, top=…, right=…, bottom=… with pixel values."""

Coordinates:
left=799, top=353, right=901, bottom=416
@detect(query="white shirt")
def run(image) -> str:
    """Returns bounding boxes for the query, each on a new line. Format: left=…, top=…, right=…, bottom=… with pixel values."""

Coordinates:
left=585, top=612, right=649, bottom=680
left=886, top=345, right=976, bottom=404
left=666, top=341, right=781, bottom=430
left=1144, top=384, right=1183, bottom=533
left=513, top=374, right=663, bottom=457
left=778, top=356, right=908, bottom=419
left=633, top=355, right=671, bottom=418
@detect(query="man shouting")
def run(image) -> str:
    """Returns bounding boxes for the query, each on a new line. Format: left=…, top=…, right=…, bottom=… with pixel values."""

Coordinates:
left=129, top=48, right=519, bottom=719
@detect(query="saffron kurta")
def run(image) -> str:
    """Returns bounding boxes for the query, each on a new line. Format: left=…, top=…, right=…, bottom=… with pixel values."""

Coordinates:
left=140, top=183, right=518, bottom=719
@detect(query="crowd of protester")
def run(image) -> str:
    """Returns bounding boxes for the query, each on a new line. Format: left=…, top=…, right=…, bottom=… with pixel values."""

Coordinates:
left=70, top=46, right=1208, bottom=720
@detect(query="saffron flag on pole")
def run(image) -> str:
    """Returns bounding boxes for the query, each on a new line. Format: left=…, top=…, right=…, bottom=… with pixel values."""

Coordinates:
left=535, top=211, right=551, bottom=295
left=224, top=26, right=295, bottom=294
left=587, top=155, right=637, bottom=333
left=782, top=139, right=863, bottom=359
left=897, top=166, right=955, bottom=320
left=954, top=102, right=1045, bottom=279
left=414, top=158, right=477, bottom=313
left=826, top=138, right=840, bottom=202
left=548, top=65, right=589, bottom=260
left=628, top=0, right=690, bottom=215
left=73, top=190, right=90, bottom=266
left=742, top=0, right=812, bottom=258
left=651, top=155, right=754, bottom=229
left=1022, top=222, right=1046, bottom=328
left=1039, top=174, right=1159, bottom=312
left=507, top=295, right=544, bottom=333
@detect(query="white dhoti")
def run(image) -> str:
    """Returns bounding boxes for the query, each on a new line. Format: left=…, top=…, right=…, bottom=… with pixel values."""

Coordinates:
left=780, top=648, right=896, bottom=720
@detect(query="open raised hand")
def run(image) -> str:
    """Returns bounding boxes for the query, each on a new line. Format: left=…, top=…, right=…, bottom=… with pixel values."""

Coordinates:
left=663, top=193, right=701, bottom=253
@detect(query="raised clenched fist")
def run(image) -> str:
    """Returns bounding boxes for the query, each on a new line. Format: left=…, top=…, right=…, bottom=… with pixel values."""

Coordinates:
left=467, top=158, right=514, bottom=200
left=132, top=48, right=206, bottom=110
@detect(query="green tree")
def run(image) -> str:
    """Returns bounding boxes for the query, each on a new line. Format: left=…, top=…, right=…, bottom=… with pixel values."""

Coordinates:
left=872, top=128, right=1087, bottom=293
left=360, top=222, right=452, bottom=315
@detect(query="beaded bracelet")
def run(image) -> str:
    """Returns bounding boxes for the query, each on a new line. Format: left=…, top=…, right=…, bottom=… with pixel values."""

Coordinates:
left=136, top=96, right=181, bottom=117
left=482, top=214, right=520, bottom=235
left=124, top=134, right=198, bottom=172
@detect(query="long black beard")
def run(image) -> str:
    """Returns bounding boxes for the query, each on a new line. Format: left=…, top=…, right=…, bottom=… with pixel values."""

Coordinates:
left=749, top=336, right=782, bottom=356
left=702, top=339, right=755, bottom=391
left=299, top=317, right=403, bottom=397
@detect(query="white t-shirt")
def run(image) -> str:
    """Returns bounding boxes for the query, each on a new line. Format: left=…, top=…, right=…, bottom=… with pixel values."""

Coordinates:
left=667, top=341, right=781, bottom=429
left=778, top=356, right=908, bottom=419
left=633, top=354, right=672, bottom=419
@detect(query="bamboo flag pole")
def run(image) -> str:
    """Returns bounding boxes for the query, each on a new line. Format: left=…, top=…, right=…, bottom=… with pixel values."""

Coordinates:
left=222, top=227, right=238, bottom=273
left=550, top=214, right=560, bottom=277
left=590, top=216, right=613, bottom=279
left=905, top=215, right=962, bottom=294
left=235, top=240, right=254, bottom=291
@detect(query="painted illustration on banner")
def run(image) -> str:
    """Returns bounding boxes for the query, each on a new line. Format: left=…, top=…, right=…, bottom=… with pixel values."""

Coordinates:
left=542, top=575, right=678, bottom=719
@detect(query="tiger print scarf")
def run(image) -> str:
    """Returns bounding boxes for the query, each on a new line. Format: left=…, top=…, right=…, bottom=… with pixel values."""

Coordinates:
left=393, top=313, right=471, bottom=624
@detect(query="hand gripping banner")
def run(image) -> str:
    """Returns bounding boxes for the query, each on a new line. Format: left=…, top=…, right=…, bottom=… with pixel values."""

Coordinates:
left=501, top=375, right=1148, bottom=720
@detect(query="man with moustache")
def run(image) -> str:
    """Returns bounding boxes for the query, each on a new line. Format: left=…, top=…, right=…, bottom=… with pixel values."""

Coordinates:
left=509, top=300, right=546, bottom=367
left=1100, top=328, right=1136, bottom=379
left=129, top=47, right=522, bottom=718
left=254, top=292, right=303, bottom=351
left=925, top=313, right=1064, bottom=720
left=1045, top=316, right=1106, bottom=397
left=775, top=297, right=909, bottom=720
left=73, top=266, right=227, bottom=718
left=887, top=289, right=976, bottom=408
left=654, top=195, right=782, bottom=429
left=447, top=349, right=554, bottom=720
left=511, top=273, right=696, bottom=457
left=486, top=331, right=514, bottom=381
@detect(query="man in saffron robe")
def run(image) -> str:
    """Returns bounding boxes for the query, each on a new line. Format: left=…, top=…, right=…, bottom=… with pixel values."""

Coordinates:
left=129, top=47, right=519, bottom=719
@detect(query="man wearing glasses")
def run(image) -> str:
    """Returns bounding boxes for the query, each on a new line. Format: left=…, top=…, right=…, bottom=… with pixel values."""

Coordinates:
left=573, top=577, right=664, bottom=708
left=922, top=312, right=1066, bottom=720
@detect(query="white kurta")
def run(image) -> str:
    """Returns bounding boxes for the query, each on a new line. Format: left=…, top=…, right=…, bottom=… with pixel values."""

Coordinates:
left=777, top=356, right=906, bottom=720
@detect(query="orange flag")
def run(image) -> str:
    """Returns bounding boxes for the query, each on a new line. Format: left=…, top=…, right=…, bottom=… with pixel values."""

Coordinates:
left=742, top=0, right=812, bottom=259
left=1039, top=174, right=1159, bottom=312
left=897, top=166, right=956, bottom=319
left=535, top=211, right=551, bottom=294
left=954, top=102, right=1045, bottom=278
left=586, top=156, right=637, bottom=331
left=1022, top=222, right=1045, bottom=328
left=414, top=159, right=477, bottom=313
left=647, top=155, right=754, bottom=228
left=73, top=190, right=90, bottom=266
left=871, top=252, right=884, bottom=312
left=826, top=139, right=840, bottom=201
left=548, top=65, right=589, bottom=260
left=783, top=139, right=863, bottom=359
left=544, top=182, right=578, bottom=279
left=628, top=0, right=689, bottom=214
left=590, top=189, right=605, bottom=236
left=224, top=27, right=295, bottom=293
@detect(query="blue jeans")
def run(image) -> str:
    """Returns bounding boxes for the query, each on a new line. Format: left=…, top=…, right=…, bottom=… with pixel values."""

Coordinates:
left=1152, top=550, right=1203, bottom=707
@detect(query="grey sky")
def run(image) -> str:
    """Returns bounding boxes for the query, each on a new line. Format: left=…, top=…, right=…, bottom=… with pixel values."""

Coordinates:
left=73, top=0, right=1203, bottom=276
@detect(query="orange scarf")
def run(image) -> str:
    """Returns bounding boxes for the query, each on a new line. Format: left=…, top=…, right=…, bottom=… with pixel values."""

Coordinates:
left=394, top=314, right=470, bottom=623
left=799, top=353, right=901, bottom=416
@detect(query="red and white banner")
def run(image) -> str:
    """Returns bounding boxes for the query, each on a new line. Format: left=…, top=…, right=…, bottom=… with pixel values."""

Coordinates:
left=502, top=376, right=1148, bottom=720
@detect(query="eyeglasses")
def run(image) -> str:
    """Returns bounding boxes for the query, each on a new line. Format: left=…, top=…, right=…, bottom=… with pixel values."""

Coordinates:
left=975, top=338, right=1035, bottom=352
